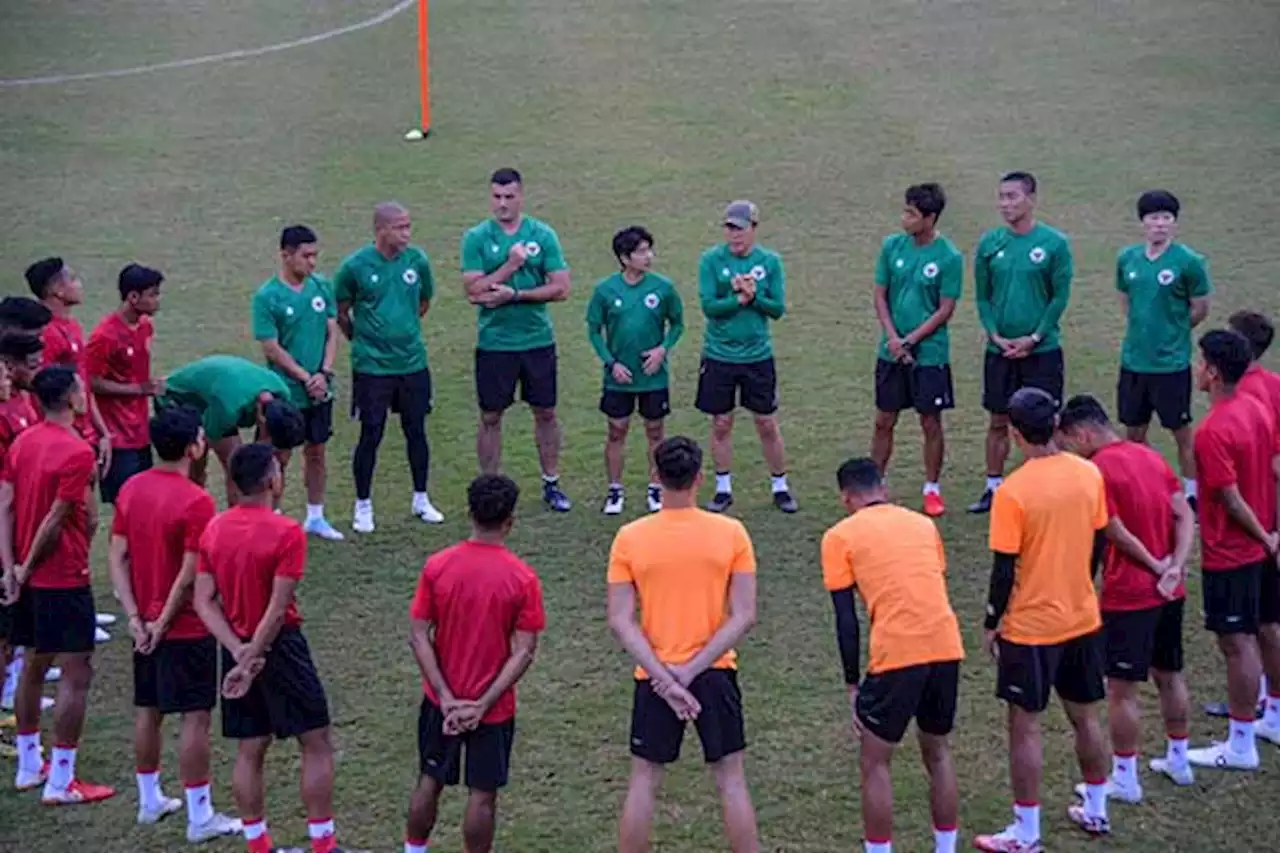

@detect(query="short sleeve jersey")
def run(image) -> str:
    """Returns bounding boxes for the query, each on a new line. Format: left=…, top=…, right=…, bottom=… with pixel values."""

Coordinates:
left=1117, top=242, right=1212, bottom=373
left=989, top=453, right=1107, bottom=645
left=251, top=274, right=337, bottom=408
left=39, top=314, right=97, bottom=444
left=0, top=391, right=39, bottom=473
left=874, top=233, right=964, bottom=367
left=821, top=503, right=964, bottom=675
left=86, top=312, right=154, bottom=449
left=159, top=355, right=289, bottom=439
left=697, top=243, right=786, bottom=364
left=1239, top=363, right=1280, bottom=425
left=332, top=244, right=434, bottom=376
left=462, top=216, right=567, bottom=352
left=607, top=507, right=756, bottom=678
left=974, top=222, right=1073, bottom=353
left=585, top=272, right=684, bottom=392
left=197, top=505, right=306, bottom=638
left=410, top=540, right=546, bottom=724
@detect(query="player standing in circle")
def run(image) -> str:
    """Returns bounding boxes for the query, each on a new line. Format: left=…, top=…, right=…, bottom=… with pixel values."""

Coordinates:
left=1115, top=190, right=1211, bottom=509
left=463, top=168, right=573, bottom=511
left=403, top=474, right=545, bottom=853
left=335, top=203, right=443, bottom=533
left=253, top=225, right=344, bottom=540
left=870, top=183, right=963, bottom=517
left=696, top=201, right=796, bottom=514
left=969, top=173, right=1073, bottom=514
left=586, top=226, right=685, bottom=515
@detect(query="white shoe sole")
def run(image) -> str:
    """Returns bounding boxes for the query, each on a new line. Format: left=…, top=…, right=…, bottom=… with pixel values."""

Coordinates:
left=137, top=798, right=182, bottom=825
left=1074, top=780, right=1141, bottom=804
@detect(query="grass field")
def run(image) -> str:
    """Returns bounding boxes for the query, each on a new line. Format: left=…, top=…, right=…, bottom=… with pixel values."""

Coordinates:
left=2, top=0, right=1280, bottom=850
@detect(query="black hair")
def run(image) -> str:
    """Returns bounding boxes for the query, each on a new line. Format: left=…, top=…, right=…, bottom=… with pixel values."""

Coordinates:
left=0, top=331, right=44, bottom=362
left=1058, top=394, right=1111, bottom=432
left=24, top=257, right=65, bottom=299
left=1008, top=386, right=1058, bottom=446
left=31, top=365, right=78, bottom=412
left=263, top=398, right=306, bottom=450
left=1227, top=310, right=1273, bottom=361
left=150, top=405, right=203, bottom=462
left=467, top=474, right=520, bottom=530
left=1137, top=190, right=1180, bottom=220
left=0, top=297, right=52, bottom=332
left=835, top=458, right=883, bottom=494
left=612, top=226, right=654, bottom=267
left=280, top=225, right=318, bottom=251
left=1199, top=329, right=1253, bottom=386
left=653, top=436, right=702, bottom=491
left=904, top=183, right=947, bottom=221
left=118, top=263, right=163, bottom=300
left=228, top=442, right=276, bottom=496
left=490, top=167, right=522, bottom=186
left=1000, top=171, right=1037, bottom=195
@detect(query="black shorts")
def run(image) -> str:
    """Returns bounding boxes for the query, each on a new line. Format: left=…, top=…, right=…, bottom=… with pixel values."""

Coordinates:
left=630, top=668, right=745, bottom=764
left=351, top=370, right=433, bottom=425
left=1103, top=600, right=1184, bottom=681
left=100, top=446, right=153, bottom=504
left=9, top=587, right=96, bottom=655
left=134, top=636, right=218, bottom=714
left=874, top=360, right=955, bottom=415
left=475, top=346, right=557, bottom=412
left=1202, top=561, right=1280, bottom=634
left=600, top=388, right=670, bottom=421
left=694, top=357, right=778, bottom=416
left=996, top=631, right=1105, bottom=712
left=0, top=601, right=12, bottom=643
left=301, top=400, right=334, bottom=445
left=856, top=660, right=960, bottom=744
left=1116, top=368, right=1193, bottom=430
left=982, top=348, right=1065, bottom=414
left=417, top=697, right=515, bottom=792
left=221, top=627, right=330, bottom=740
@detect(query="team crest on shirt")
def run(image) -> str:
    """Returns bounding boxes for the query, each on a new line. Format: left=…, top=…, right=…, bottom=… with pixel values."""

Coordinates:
left=721, top=267, right=731, bottom=277
left=750, top=265, right=766, bottom=281
left=923, top=262, right=939, bottom=279
left=1157, top=269, right=1175, bottom=286
left=312, top=296, right=326, bottom=312
left=895, top=259, right=905, bottom=269
left=490, top=243, right=500, bottom=255
left=1128, top=270, right=1137, bottom=280
left=370, top=274, right=379, bottom=283
left=126, top=346, right=134, bottom=357
left=18, top=417, right=27, bottom=428
left=403, top=269, right=419, bottom=285
left=525, top=242, right=541, bottom=257
left=996, top=250, right=1005, bottom=259
left=1029, top=247, right=1046, bottom=264
left=285, top=307, right=294, bottom=316
left=614, top=298, right=623, bottom=308
left=644, top=293, right=660, bottom=309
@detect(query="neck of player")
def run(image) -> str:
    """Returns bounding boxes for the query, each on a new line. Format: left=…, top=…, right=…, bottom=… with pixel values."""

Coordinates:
left=43, top=297, right=72, bottom=318
left=1022, top=439, right=1059, bottom=459
left=238, top=493, right=273, bottom=510
left=45, top=409, right=76, bottom=428
left=912, top=228, right=937, bottom=247
left=661, top=487, right=696, bottom=509
left=118, top=303, right=142, bottom=325
left=280, top=268, right=307, bottom=288
left=156, top=458, right=193, bottom=478
left=622, top=268, right=645, bottom=285
left=374, top=239, right=401, bottom=260
left=469, top=527, right=506, bottom=546
left=1145, top=238, right=1171, bottom=259
left=1010, top=217, right=1036, bottom=236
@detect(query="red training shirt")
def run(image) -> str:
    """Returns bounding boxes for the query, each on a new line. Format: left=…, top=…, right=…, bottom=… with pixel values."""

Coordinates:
left=197, top=504, right=305, bottom=639
left=86, top=312, right=154, bottom=450
left=410, top=540, right=546, bottom=724
left=1195, top=391, right=1280, bottom=570
left=1239, top=363, right=1280, bottom=424
left=0, top=391, right=39, bottom=473
left=39, top=314, right=98, bottom=445
left=113, top=468, right=217, bottom=640
left=0, top=421, right=96, bottom=589
left=1092, top=441, right=1184, bottom=610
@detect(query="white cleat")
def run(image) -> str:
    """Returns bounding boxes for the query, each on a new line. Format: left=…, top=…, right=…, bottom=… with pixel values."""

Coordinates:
left=94, top=627, right=111, bottom=644
left=187, top=811, right=243, bottom=843
left=138, top=795, right=183, bottom=825
left=94, top=613, right=117, bottom=627
left=1186, top=741, right=1259, bottom=770
left=352, top=505, right=375, bottom=534
left=303, top=517, right=346, bottom=541
left=412, top=495, right=444, bottom=524
left=1074, top=777, right=1142, bottom=804
left=1149, top=757, right=1195, bottom=785
left=646, top=485, right=662, bottom=513
left=39, top=696, right=54, bottom=711
left=43, top=667, right=61, bottom=684
left=1254, top=721, right=1280, bottom=746
left=603, top=487, right=624, bottom=516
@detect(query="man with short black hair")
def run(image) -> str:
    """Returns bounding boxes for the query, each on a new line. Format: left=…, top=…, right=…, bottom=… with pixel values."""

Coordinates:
left=88, top=263, right=165, bottom=504
left=871, top=183, right=964, bottom=517
left=463, top=168, right=573, bottom=511
left=335, top=204, right=443, bottom=533
left=0, top=296, right=52, bottom=335
left=253, top=225, right=343, bottom=540
left=403, top=473, right=545, bottom=853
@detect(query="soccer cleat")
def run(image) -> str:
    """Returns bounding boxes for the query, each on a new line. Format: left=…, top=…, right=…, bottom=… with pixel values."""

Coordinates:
left=1254, top=720, right=1280, bottom=746
left=304, top=517, right=346, bottom=541
left=543, top=481, right=572, bottom=512
left=923, top=491, right=946, bottom=517
left=647, top=485, right=662, bottom=512
left=773, top=490, right=799, bottom=514
left=1074, top=777, right=1141, bottom=804
left=603, top=486, right=624, bottom=516
left=43, top=667, right=61, bottom=683
left=137, top=795, right=183, bottom=825
left=187, top=812, right=243, bottom=843
left=1066, top=804, right=1110, bottom=836
left=1149, top=757, right=1195, bottom=786
left=971, top=825, right=1043, bottom=853
left=40, top=696, right=54, bottom=711
left=967, top=488, right=995, bottom=514
left=1186, top=741, right=1259, bottom=770
left=42, top=778, right=117, bottom=805
left=94, top=613, right=117, bottom=627
left=705, top=492, right=734, bottom=513
left=352, top=504, right=375, bottom=534
left=412, top=495, right=445, bottom=524
left=1203, top=699, right=1264, bottom=719
left=16, top=760, right=50, bottom=791
left=95, top=627, right=111, bottom=644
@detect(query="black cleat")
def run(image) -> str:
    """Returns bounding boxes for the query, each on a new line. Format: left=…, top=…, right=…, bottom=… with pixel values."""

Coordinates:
left=773, top=490, right=798, bottom=513
left=967, top=488, right=994, bottom=514
left=543, top=480, right=572, bottom=512
left=705, top=491, right=734, bottom=513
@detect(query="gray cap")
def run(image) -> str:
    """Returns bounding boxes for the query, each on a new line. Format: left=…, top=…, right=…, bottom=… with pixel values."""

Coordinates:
left=722, top=200, right=759, bottom=229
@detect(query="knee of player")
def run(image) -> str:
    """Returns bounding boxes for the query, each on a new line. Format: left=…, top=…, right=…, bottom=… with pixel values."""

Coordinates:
left=61, top=654, right=95, bottom=690
left=642, top=420, right=664, bottom=440
left=607, top=420, right=631, bottom=441
left=873, top=411, right=899, bottom=433
left=751, top=413, right=779, bottom=439
left=479, top=410, right=504, bottom=427
left=711, top=414, right=735, bottom=437
left=918, top=413, right=944, bottom=436
left=531, top=406, right=557, bottom=424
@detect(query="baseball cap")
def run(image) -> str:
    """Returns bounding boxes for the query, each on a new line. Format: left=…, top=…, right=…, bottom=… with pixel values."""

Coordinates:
left=723, top=200, right=759, bottom=229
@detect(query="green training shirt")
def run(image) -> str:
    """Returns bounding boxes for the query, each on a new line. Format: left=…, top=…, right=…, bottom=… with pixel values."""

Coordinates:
left=874, top=233, right=964, bottom=367
left=332, top=244, right=434, bottom=376
left=698, top=243, right=786, bottom=364
left=1117, top=242, right=1212, bottom=373
left=974, top=222, right=1073, bottom=354
left=161, top=355, right=289, bottom=439
left=250, top=274, right=336, bottom=408
left=586, top=272, right=685, bottom=393
left=462, top=216, right=567, bottom=352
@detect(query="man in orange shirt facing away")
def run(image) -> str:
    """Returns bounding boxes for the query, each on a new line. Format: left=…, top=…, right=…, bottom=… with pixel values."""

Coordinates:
left=607, top=436, right=759, bottom=853
left=403, top=474, right=545, bottom=853
left=821, top=457, right=963, bottom=853
left=973, top=387, right=1111, bottom=853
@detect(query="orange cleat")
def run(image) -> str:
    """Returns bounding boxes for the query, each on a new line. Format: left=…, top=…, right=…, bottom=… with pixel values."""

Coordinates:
left=41, top=778, right=116, bottom=805
left=923, top=492, right=946, bottom=517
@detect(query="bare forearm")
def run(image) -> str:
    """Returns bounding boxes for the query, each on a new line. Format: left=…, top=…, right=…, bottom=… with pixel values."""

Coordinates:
left=409, top=629, right=455, bottom=702
left=194, top=597, right=243, bottom=650
left=321, top=330, right=338, bottom=373
left=1105, top=518, right=1161, bottom=574
left=873, top=289, right=900, bottom=339
left=907, top=304, right=955, bottom=344
left=609, top=617, right=676, bottom=685
left=682, top=613, right=754, bottom=679
left=23, top=504, right=69, bottom=571
left=465, top=264, right=519, bottom=299
left=244, top=606, right=288, bottom=659
left=108, top=539, right=139, bottom=619
left=1224, top=490, right=1272, bottom=543
left=477, top=649, right=535, bottom=710
left=0, top=487, right=14, bottom=571
left=513, top=281, right=569, bottom=304
left=89, top=395, right=108, bottom=436
left=155, top=563, right=197, bottom=629
left=262, top=342, right=310, bottom=383
left=92, top=377, right=144, bottom=396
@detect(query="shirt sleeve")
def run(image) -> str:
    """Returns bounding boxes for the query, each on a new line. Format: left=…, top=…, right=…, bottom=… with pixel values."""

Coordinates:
left=332, top=260, right=356, bottom=304
left=461, top=229, right=485, bottom=274
left=40, top=325, right=69, bottom=368
left=516, top=572, right=547, bottom=633
left=250, top=290, right=278, bottom=342
left=274, top=523, right=307, bottom=581
left=699, top=251, right=740, bottom=319
left=540, top=226, right=568, bottom=273
left=1114, top=251, right=1128, bottom=294
left=320, top=278, right=338, bottom=318
left=409, top=561, right=434, bottom=621
left=874, top=239, right=892, bottom=288
left=417, top=251, right=436, bottom=303
left=111, top=497, right=128, bottom=535
left=751, top=254, right=786, bottom=319
left=663, top=284, right=685, bottom=350
left=731, top=521, right=758, bottom=574
left=988, top=486, right=1024, bottom=554
left=1194, top=423, right=1236, bottom=491
left=84, top=327, right=115, bottom=379
left=1034, top=237, right=1073, bottom=339
left=973, top=233, right=998, bottom=337
left=820, top=527, right=855, bottom=591
left=1182, top=252, right=1212, bottom=299
left=939, top=248, right=964, bottom=301
left=55, top=447, right=95, bottom=503
left=183, top=495, right=218, bottom=553
left=606, top=529, right=633, bottom=584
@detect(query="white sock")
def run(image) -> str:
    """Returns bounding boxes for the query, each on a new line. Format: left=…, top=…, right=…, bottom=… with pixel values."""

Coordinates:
left=355, top=498, right=372, bottom=514
left=1013, top=803, right=1040, bottom=844
left=1083, top=779, right=1108, bottom=820
left=864, top=841, right=891, bottom=853
left=934, top=827, right=958, bottom=853
left=985, top=475, right=1003, bottom=492
left=405, top=842, right=428, bottom=853
left=648, top=482, right=661, bottom=492
left=609, top=482, right=623, bottom=491
left=923, top=481, right=940, bottom=496
left=1260, top=675, right=1269, bottom=705
left=185, top=781, right=214, bottom=826
left=1167, top=736, right=1189, bottom=769
left=306, top=504, right=324, bottom=522
left=309, top=817, right=336, bottom=841
left=243, top=818, right=268, bottom=842
left=1112, top=753, right=1137, bottom=784
left=770, top=473, right=789, bottom=494
left=136, top=770, right=162, bottom=810
left=1229, top=717, right=1256, bottom=754
left=1184, top=478, right=1197, bottom=499
left=1264, top=694, right=1280, bottom=729
left=541, top=473, right=559, bottom=485
left=413, top=491, right=428, bottom=505
left=50, top=745, right=77, bottom=789
left=716, top=472, right=732, bottom=494
left=16, top=731, right=42, bottom=774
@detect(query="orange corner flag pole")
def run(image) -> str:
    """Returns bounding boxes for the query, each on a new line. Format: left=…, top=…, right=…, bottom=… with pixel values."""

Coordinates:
left=416, top=0, right=431, bottom=135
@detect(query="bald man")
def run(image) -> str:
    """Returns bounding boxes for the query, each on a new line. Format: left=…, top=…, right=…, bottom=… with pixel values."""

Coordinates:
left=334, top=202, right=444, bottom=534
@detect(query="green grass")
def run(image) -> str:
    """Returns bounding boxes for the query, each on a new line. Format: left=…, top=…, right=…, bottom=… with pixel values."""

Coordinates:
left=2, top=0, right=1280, bottom=850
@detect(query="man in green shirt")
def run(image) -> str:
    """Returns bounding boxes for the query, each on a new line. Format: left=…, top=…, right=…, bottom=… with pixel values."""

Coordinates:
left=586, top=226, right=685, bottom=515
left=158, top=354, right=305, bottom=504
left=334, top=202, right=443, bottom=534
left=251, top=225, right=342, bottom=540
left=695, top=200, right=796, bottom=514
left=1115, top=190, right=1212, bottom=509
left=970, top=171, right=1074, bottom=514
left=462, top=168, right=573, bottom=512
left=871, top=183, right=963, bottom=518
